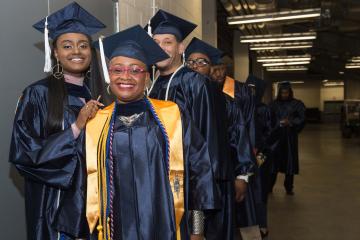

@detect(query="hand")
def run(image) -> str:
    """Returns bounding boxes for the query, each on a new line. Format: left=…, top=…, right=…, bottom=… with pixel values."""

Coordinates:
left=234, top=179, right=248, bottom=202
left=280, top=118, right=290, bottom=126
left=190, top=234, right=204, bottom=240
left=75, top=100, right=104, bottom=130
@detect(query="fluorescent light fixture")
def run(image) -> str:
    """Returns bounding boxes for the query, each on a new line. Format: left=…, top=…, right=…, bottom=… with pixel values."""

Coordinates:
left=228, top=8, right=321, bottom=25
left=267, top=66, right=308, bottom=72
left=257, top=55, right=311, bottom=63
left=323, top=82, right=344, bottom=87
left=250, top=42, right=313, bottom=50
left=339, top=71, right=344, bottom=74
left=322, top=79, right=329, bottom=83
left=351, top=57, right=360, bottom=62
left=345, top=63, right=360, bottom=69
left=240, top=32, right=316, bottom=43
left=263, top=61, right=310, bottom=67
left=275, top=81, right=305, bottom=84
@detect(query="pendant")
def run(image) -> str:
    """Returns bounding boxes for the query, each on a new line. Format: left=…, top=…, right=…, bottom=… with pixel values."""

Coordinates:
left=118, top=113, right=144, bottom=127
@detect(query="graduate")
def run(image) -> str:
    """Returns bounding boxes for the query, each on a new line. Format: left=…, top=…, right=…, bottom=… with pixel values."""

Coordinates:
left=87, top=25, right=220, bottom=240
left=146, top=10, right=224, bottom=184
left=270, top=81, right=306, bottom=195
left=209, top=61, right=262, bottom=233
left=246, top=76, right=277, bottom=237
left=9, top=2, right=106, bottom=239
left=185, top=37, right=254, bottom=240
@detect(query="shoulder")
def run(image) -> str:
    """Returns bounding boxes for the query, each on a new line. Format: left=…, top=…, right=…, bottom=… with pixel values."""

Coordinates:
left=22, top=78, right=49, bottom=97
left=19, top=78, right=50, bottom=106
left=178, top=67, right=210, bottom=87
left=149, top=98, right=180, bottom=111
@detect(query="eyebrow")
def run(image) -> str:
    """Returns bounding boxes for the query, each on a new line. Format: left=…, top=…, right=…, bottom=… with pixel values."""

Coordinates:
left=60, top=39, right=89, bottom=44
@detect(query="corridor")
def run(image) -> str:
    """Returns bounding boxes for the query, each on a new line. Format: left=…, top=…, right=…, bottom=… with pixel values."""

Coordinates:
left=268, top=124, right=360, bottom=240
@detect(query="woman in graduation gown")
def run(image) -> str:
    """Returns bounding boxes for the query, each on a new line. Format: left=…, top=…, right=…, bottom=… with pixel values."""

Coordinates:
left=86, top=25, right=219, bottom=240
left=9, top=2, right=108, bottom=239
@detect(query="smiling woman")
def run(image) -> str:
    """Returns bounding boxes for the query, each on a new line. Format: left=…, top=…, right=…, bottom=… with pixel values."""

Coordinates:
left=85, top=25, right=220, bottom=240
left=8, top=2, right=107, bottom=240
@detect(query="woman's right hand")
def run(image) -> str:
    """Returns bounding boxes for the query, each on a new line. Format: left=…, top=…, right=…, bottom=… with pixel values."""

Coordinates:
left=75, top=100, right=104, bottom=130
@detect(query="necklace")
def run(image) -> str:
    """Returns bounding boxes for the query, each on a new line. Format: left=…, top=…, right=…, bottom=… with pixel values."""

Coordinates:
left=118, top=113, right=144, bottom=127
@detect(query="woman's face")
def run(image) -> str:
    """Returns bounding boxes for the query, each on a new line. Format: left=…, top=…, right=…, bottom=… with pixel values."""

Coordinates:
left=54, top=33, right=91, bottom=75
left=109, top=56, right=149, bottom=103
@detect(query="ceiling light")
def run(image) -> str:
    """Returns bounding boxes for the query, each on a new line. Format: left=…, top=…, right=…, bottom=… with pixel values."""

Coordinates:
left=250, top=42, right=313, bottom=50
left=267, top=66, right=308, bottom=72
left=263, top=61, right=310, bottom=67
left=322, top=79, right=329, bottom=82
left=323, top=82, right=344, bottom=87
left=240, top=32, right=316, bottom=43
left=350, top=57, right=360, bottom=62
left=257, top=55, right=311, bottom=63
left=228, top=8, right=321, bottom=25
left=345, top=63, right=360, bottom=69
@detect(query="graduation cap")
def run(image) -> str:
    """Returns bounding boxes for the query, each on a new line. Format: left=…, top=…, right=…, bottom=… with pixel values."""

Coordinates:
left=33, top=2, right=106, bottom=39
left=94, top=25, right=169, bottom=84
left=278, top=81, right=292, bottom=89
left=185, top=37, right=224, bottom=64
left=146, top=9, right=197, bottom=41
left=33, top=2, right=105, bottom=73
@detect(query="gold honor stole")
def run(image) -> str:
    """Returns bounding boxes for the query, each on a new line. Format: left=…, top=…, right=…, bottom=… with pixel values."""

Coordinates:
left=86, top=98, right=184, bottom=239
left=222, top=76, right=235, bottom=99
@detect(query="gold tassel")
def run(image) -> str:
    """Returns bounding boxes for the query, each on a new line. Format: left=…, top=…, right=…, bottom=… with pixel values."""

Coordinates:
left=97, top=225, right=104, bottom=240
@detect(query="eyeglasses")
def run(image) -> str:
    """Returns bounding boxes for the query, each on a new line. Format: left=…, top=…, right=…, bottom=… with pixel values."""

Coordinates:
left=186, top=58, right=210, bottom=68
left=109, top=65, right=146, bottom=77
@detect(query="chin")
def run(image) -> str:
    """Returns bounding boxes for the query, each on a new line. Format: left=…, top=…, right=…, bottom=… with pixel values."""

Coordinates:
left=156, top=59, right=172, bottom=69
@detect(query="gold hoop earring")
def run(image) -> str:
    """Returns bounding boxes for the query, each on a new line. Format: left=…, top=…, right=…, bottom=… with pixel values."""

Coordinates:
left=52, top=59, right=63, bottom=79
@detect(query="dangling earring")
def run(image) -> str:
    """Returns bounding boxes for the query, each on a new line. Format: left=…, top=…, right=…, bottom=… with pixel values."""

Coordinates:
left=107, top=84, right=112, bottom=95
left=182, top=52, right=185, bottom=65
left=52, top=59, right=63, bottom=79
left=86, top=68, right=91, bottom=79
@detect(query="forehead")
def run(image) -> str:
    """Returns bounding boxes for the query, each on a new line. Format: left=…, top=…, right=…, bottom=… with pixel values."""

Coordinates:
left=109, top=56, right=146, bottom=67
left=188, top=52, right=210, bottom=60
left=56, top=32, right=89, bottom=42
left=153, top=33, right=178, bottom=42
left=212, top=65, right=226, bottom=71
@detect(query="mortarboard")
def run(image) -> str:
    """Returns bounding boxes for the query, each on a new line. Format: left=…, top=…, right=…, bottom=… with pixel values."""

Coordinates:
left=146, top=9, right=196, bottom=41
left=185, top=37, right=224, bottom=64
left=94, top=25, right=169, bottom=83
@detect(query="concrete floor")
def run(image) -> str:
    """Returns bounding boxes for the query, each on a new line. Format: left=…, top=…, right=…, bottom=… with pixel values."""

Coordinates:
left=267, top=124, right=360, bottom=240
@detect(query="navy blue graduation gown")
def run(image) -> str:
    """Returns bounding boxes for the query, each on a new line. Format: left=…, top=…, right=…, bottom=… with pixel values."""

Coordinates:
left=98, top=100, right=219, bottom=240
left=149, top=67, right=225, bottom=182
left=270, top=98, right=306, bottom=175
left=9, top=78, right=91, bottom=239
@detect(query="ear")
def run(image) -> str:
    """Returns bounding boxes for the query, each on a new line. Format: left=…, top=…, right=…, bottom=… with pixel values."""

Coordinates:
left=178, top=42, right=185, bottom=55
left=53, top=48, right=59, bottom=60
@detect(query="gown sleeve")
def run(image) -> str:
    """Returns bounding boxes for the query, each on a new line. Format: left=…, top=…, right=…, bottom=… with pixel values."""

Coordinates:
left=226, top=96, right=255, bottom=176
left=186, top=74, right=222, bottom=181
left=290, top=100, right=306, bottom=133
left=181, top=113, right=221, bottom=211
left=9, top=86, right=80, bottom=189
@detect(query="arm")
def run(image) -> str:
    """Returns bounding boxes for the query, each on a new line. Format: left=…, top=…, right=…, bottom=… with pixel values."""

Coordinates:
left=9, top=86, right=80, bottom=189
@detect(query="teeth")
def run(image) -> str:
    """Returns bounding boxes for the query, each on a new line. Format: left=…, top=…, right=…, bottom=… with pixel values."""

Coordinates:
left=118, top=83, right=134, bottom=88
left=71, top=58, right=83, bottom=62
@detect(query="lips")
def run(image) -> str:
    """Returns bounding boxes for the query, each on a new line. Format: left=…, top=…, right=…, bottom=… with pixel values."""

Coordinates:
left=115, top=81, right=136, bottom=90
left=68, top=56, right=85, bottom=63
